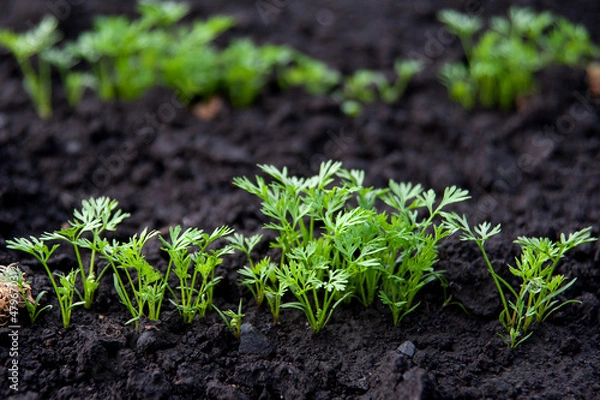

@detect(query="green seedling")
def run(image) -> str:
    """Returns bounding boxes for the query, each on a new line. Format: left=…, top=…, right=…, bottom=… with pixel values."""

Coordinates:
left=71, top=1, right=188, bottom=101
left=160, top=16, right=234, bottom=102
left=278, top=241, right=352, bottom=333
left=437, top=9, right=482, bottom=61
left=70, top=17, right=158, bottom=100
left=343, top=70, right=388, bottom=104
left=137, top=0, right=191, bottom=29
left=229, top=234, right=269, bottom=306
left=42, top=47, right=97, bottom=107
left=0, top=16, right=61, bottom=119
left=382, top=59, right=423, bottom=103
left=339, top=59, right=422, bottom=116
left=39, top=197, right=130, bottom=309
left=439, top=63, right=477, bottom=110
left=229, top=234, right=286, bottom=323
left=220, top=39, right=292, bottom=107
left=446, top=214, right=596, bottom=348
left=376, top=183, right=470, bottom=324
left=214, top=300, right=244, bottom=340
left=159, top=225, right=234, bottom=323
left=438, top=7, right=600, bottom=110
left=0, top=263, right=51, bottom=325
left=278, top=52, right=341, bottom=96
left=7, top=197, right=129, bottom=322
left=542, top=18, right=600, bottom=66
left=235, top=161, right=469, bottom=330
left=6, top=238, right=82, bottom=329
left=102, top=228, right=165, bottom=327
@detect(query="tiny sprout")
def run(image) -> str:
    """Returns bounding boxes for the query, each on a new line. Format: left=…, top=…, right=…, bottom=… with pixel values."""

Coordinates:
left=214, top=300, right=245, bottom=340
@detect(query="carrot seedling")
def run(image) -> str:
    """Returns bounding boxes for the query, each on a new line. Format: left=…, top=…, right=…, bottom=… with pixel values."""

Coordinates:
left=7, top=196, right=129, bottom=328
left=0, top=16, right=61, bottom=119
left=160, top=16, right=234, bottom=103
left=39, top=197, right=130, bottom=310
left=235, top=161, right=469, bottom=330
left=214, top=300, right=245, bottom=340
left=338, top=59, right=423, bottom=116
left=42, top=47, right=97, bottom=107
left=445, top=214, right=596, bottom=348
left=438, top=7, right=600, bottom=110
left=70, top=1, right=188, bottom=101
left=229, top=234, right=271, bottom=306
left=278, top=52, right=341, bottom=96
left=6, top=238, right=82, bottom=329
left=159, top=225, right=234, bottom=323
left=101, top=228, right=165, bottom=327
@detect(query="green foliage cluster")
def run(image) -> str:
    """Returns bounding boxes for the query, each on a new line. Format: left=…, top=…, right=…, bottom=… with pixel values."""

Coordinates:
left=338, top=60, right=423, bottom=117
left=234, top=161, right=470, bottom=331
left=438, top=7, right=600, bottom=110
left=0, top=1, right=421, bottom=119
left=6, top=163, right=596, bottom=347
left=0, top=16, right=61, bottom=119
left=7, top=197, right=233, bottom=329
left=445, top=216, right=595, bottom=347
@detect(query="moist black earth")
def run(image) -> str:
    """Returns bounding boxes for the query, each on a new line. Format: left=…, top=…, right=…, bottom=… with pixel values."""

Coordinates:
left=1, top=0, right=599, bottom=399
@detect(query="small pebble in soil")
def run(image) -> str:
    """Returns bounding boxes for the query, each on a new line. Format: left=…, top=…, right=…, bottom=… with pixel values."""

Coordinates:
left=136, top=327, right=176, bottom=353
left=238, top=323, right=274, bottom=358
left=397, top=340, right=416, bottom=358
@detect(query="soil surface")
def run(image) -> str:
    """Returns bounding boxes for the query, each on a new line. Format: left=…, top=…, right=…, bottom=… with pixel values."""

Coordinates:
left=1, top=0, right=600, bottom=399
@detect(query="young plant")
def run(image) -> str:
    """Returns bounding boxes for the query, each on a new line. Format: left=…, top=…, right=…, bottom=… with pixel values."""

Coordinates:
left=376, top=184, right=470, bottom=324
left=438, top=7, right=600, bottom=110
left=0, top=16, right=61, bottom=119
left=278, top=52, right=341, bottom=96
left=235, top=161, right=469, bottom=329
left=264, top=277, right=287, bottom=324
left=446, top=214, right=596, bottom=348
left=542, top=17, right=600, bottom=66
left=39, top=197, right=130, bottom=309
left=382, top=59, right=423, bottom=103
left=160, top=16, right=234, bottom=103
left=214, top=300, right=244, bottom=340
left=277, top=241, right=352, bottom=333
left=6, top=238, right=82, bottom=329
left=159, top=225, right=234, bottom=323
left=71, top=1, right=188, bottom=101
left=0, top=263, right=51, bottom=325
left=339, top=59, right=423, bottom=116
left=42, top=47, right=97, bottom=107
left=102, top=228, right=164, bottom=327
left=437, top=9, right=482, bottom=61
left=220, top=39, right=289, bottom=107
left=229, top=233, right=271, bottom=307
left=439, top=63, right=477, bottom=110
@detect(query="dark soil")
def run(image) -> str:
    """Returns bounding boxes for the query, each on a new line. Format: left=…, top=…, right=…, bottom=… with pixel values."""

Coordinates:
left=1, top=0, right=600, bottom=399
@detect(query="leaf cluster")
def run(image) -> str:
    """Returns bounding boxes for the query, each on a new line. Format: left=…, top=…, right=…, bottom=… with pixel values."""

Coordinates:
left=446, top=214, right=596, bottom=348
left=7, top=197, right=129, bottom=328
left=438, top=7, right=600, bottom=110
left=0, top=16, right=61, bottom=118
left=7, top=197, right=234, bottom=329
left=338, top=59, right=423, bottom=117
left=1, top=0, right=424, bottom=119
left=234, top=161, right=469, bottom=331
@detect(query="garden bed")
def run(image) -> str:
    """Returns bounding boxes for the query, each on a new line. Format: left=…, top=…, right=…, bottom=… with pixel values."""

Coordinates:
left=1, top=0, right=599, bottom=399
